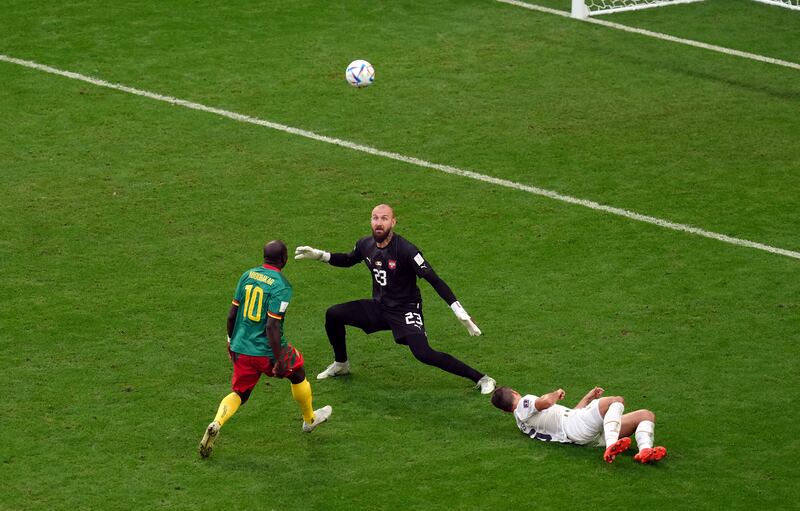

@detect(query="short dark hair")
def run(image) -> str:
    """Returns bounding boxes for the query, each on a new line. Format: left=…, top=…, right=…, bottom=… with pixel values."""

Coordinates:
left=491, top=386, right=517, bottom=412
left=263, top=240, right=288, bottom=267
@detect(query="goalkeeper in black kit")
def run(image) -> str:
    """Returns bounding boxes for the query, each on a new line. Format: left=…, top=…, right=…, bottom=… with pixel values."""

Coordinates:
left=295, top=204, right=496, bottom=394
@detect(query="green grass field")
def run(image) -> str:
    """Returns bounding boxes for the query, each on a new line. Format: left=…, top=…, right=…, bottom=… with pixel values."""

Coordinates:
left=2, top=1, right=799, bottom=509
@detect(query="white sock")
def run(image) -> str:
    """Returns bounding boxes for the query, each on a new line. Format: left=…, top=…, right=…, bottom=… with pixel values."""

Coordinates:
left=635, top=420, right=655, bottom=451
left=603, top=401, right=625, bottom=447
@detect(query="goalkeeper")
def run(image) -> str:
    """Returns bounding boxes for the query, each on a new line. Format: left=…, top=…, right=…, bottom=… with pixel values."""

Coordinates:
left=295, top=204, right=496, bottom=394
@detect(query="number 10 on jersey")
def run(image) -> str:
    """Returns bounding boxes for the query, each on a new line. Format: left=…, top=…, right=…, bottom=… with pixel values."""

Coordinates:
left=242, top=284, right=264, bottom=321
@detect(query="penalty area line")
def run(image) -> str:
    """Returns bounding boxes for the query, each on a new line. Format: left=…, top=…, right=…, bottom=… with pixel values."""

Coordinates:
left=1, top=53, right=799, bottom=260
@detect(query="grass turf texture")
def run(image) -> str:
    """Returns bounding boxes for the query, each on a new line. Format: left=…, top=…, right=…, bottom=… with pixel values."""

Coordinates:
left=1, top=0, right=798, bottom=509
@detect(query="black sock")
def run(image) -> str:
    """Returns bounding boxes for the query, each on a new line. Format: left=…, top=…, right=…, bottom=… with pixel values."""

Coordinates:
left=325, top=308, right=349, bottom=363
left=405, top=334, right=482, bottom=382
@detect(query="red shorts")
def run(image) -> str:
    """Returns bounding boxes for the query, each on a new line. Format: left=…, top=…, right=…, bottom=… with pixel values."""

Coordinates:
left=230, top=345, right=305, bottom=394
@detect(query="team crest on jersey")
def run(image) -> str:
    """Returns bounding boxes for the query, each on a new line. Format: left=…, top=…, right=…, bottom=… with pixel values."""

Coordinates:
left=523, top=399, right=530, bottom=408
left=375, top=260, right=382, bottom=267
left=388, top=260, right=396, bottom=270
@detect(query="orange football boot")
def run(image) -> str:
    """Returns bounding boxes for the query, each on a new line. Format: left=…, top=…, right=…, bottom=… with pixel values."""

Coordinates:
left=634, top=446, right=667, bottom=463
left=603, top=437, right=631, bottom=463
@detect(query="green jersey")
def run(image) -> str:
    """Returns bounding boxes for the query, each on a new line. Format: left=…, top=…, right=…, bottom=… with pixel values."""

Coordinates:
left=230, top=264, right=292, bottom=357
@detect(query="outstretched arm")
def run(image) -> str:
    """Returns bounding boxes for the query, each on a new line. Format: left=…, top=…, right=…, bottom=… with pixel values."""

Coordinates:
left=328, top=249, right=363, bottom=267
left=295, top=245, right=363, bottom=267
left=534, top=388, right=566, bottom=411
left=574, top=387, right=604, bottom=409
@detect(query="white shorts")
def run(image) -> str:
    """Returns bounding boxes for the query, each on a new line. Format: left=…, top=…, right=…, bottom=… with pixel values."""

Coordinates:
left=563, top=400, right=605, bottom=446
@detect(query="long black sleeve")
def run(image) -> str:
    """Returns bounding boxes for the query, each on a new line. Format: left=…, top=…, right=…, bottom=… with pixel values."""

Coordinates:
left=422, top=269, right=457, bottom=305
left=328, top=241, right=364, bottom=267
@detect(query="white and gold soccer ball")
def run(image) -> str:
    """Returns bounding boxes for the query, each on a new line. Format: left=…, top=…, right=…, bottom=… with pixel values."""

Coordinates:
left=345, top=59, right=375, bottom=88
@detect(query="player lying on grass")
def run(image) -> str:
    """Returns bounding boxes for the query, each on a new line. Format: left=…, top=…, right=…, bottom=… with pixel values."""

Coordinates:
left=491, top=385, right=666, bottom=464
left=294, top=203, right=495, bottom=394
left=199, top=240, right=332, bottom=458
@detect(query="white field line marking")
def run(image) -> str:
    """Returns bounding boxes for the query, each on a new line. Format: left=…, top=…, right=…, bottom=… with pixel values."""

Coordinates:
left=496, top=0, right=800, bottom=71
left=2, top=54, right=799, bottom=260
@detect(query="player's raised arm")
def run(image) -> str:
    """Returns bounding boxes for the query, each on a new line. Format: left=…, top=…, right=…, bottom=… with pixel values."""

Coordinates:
left=574, top=387, right=604, bottom=409
left=294, top=244, right=363, bottom=267
left=294, top=246, right=330, bottom=262
left=534, top=388, right=566, bottom=411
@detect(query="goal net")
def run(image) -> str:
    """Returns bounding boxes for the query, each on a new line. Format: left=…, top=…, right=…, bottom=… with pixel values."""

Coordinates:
left=572, top=0, right=703, bottom=17
left=751, top=0, right=800, bottom=10
left=572, top=0, right=800, bottom=17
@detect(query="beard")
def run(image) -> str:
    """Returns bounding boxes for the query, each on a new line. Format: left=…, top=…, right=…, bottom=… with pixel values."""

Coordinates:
left=372, top=226, right=392, bottom=244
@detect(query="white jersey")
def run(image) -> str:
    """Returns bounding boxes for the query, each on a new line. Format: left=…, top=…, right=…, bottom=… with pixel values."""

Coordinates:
left=513, top=394, right=572, bottom=443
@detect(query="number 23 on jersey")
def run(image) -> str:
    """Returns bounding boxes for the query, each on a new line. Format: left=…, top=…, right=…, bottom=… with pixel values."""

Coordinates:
left=373, top=268, right=387, bottom=286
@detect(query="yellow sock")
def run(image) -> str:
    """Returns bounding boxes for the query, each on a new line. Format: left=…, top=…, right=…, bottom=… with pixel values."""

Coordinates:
left=213, top=392, right=242, bottom=427
left=291, top=379, right=315, bottom=423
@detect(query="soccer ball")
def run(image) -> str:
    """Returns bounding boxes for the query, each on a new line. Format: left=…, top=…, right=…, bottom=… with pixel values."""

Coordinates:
left=345, top=59, right=375, bottom=88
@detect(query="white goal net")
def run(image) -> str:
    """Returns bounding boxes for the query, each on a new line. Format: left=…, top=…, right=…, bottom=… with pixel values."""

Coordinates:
left=572, top=0, right=800, bottom=17
left=751, top=0, right=800, bottom=10
left=572, top=0, right=702, bottom=17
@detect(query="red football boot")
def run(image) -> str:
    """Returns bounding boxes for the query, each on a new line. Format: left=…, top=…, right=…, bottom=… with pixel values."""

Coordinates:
left=634, top=446, right=667, bottom=464
left=603, top=437, right=631, bottom=463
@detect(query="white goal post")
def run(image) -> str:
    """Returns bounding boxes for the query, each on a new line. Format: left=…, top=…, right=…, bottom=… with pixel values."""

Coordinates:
left=571, top=0, right=800, bottom=18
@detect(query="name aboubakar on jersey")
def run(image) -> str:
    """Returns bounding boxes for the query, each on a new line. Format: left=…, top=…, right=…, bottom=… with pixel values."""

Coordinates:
left=248, top=271, right=275, bottom=286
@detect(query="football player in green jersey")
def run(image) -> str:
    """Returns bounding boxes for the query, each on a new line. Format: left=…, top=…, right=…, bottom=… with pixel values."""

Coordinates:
left=199, top=240, right=332, bottom=458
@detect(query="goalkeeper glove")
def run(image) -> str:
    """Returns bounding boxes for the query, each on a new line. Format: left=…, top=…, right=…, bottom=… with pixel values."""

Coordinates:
left=450, top=301, right=482, bottom=336
left=294, top=246, right=330, bottom=262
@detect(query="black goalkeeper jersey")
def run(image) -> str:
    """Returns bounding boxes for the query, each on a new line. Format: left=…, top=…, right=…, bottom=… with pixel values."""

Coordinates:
left=328, top=234, right=457, bottom=308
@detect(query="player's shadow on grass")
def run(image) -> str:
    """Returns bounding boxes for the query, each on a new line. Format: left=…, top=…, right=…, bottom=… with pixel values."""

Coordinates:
left=616, top=52, right=800, bottom=102
left=678, top=68, right=800, bottom=102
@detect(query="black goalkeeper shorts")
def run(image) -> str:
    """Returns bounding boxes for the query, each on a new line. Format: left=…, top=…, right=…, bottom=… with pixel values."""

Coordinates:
left=331, top=299, right=427, bottom=341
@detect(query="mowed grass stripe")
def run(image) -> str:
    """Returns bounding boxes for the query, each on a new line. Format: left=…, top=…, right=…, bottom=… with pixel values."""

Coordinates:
left=2, top=53, right=798, bottom=261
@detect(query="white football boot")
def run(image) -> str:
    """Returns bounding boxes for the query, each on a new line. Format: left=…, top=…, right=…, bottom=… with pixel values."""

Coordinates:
left=199, top=421, right=221, bottom=458
left=316, top=360, right=350, bottom=380
left=476, top=375, right=497, bottom=395
left=302, top=405, right=333, bottom=432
